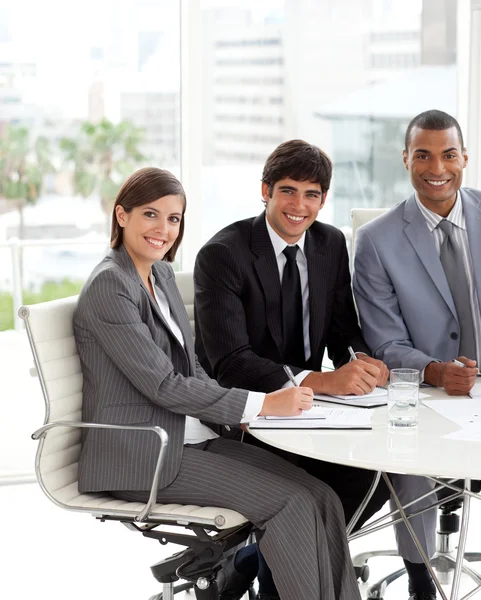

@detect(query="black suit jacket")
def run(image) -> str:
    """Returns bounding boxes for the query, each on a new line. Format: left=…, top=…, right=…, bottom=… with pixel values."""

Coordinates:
left=194, top=212, right=368, bottom=393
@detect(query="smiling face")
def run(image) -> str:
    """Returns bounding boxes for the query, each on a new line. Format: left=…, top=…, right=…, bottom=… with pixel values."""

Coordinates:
left=262, top=177, right=327, bottom=244
left=115, top=194, right=184, bottom=278
left=403, top=126, right=468, bottom=216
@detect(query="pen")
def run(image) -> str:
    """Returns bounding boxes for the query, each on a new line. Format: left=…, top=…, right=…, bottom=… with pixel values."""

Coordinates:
left=348, top=346, right=357, bottom=362
left=283, top=365, right=299, bottom=387
left=452, top=358, right=480, bottom=376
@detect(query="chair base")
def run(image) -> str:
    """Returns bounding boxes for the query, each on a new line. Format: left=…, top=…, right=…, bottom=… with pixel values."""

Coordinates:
left=140, top=521, right=253, bottom=600
left=353, top=546, right=481, bottom=599
left=149, top=581, right=256, bottom=600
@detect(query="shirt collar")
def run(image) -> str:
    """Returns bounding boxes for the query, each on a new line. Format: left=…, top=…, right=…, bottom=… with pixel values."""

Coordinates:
left=414, top=191, right=466, bottom=232
left=265, top=215, right=306, bottom=258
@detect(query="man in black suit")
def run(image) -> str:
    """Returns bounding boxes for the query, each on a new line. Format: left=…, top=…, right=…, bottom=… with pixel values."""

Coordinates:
left=194, top=140, right=437, bottom=600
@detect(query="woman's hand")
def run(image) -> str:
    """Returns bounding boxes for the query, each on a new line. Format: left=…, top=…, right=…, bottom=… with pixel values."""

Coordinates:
left=259, top=386, right=314, bottom=417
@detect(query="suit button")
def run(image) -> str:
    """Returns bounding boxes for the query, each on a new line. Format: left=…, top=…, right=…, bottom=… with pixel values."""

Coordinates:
left=450, top=332, right=458, bottom=340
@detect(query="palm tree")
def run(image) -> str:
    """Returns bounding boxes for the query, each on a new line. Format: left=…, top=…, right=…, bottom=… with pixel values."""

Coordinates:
left=60, top=119, right=146, bottom=226
left=0, top=125, right=54, bottom=240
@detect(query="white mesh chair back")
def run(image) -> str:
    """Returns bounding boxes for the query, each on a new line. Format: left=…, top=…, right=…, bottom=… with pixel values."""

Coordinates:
left=175, top=271, right=195, bottom=336
left=21, top=296, right=84, bottom=511
left=350, top=208, right=389, bottom=258
left=21, top=295, right=247, bottom=529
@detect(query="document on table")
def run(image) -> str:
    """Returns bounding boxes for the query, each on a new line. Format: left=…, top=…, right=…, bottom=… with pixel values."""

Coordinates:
left=423, top=399, right=481, bottom=429
left=469, top=381, right=481, bottom=398
left=315, top=387, right=387, bottom=408
left=249, top=407, right=373, bottom=429
left=444, top=427, right=481, bottom=442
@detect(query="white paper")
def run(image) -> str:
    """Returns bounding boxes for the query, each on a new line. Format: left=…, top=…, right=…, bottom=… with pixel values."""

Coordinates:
left=444, top=426, right=481, bottom=442
left=314, top=390, right=429, bottom=408
left=265, top=405, right=331, bottom=420
left=249, top=407, right=373, bottom=429
left=423, top=399, right=481, bottom=428
left=469, top=381, right=481, bottom=398
left=314, top=393, right=386, bottom=408
left=331, top=387, right=387, bottom=400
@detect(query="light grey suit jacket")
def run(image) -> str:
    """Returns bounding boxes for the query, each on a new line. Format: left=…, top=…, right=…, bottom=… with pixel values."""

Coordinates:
left=353, top=188, right=481, bottom=371
left=73, top=245, right=248, bottom=493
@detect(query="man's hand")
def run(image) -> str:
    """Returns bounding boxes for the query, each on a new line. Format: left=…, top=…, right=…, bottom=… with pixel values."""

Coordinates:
left=356, top=354, right=389, bottom=387
left=425, top=357, right=477, bottom=395
left=260, top=386, right=314, bottom=417
left=301, top=361, right=380, bottom=396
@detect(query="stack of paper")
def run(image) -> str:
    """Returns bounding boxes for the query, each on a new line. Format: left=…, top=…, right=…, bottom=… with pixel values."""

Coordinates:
left=249, top=406, right=373, bottom=429
left=315, top=387, right=387, bottom=408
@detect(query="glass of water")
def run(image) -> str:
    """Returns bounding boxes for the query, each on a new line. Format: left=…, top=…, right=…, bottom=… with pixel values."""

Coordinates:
left=388, top=368, right=419, bottom=428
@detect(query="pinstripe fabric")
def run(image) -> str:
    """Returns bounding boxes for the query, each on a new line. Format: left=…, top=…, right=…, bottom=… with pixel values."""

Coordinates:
left=73, top=245, right=247, bottom=492
left=115, top=438, right=362, bottom=600
left=415, top=193, right=481, bottom=361
left=75, top=244, right=362, bottom=599
left=194, top=212, right=368, bottom=392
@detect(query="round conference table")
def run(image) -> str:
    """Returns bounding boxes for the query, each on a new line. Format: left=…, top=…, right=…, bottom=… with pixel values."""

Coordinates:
left=248, top=387, right=481, bottom=600
left=249, top=387, right=481, bottom=480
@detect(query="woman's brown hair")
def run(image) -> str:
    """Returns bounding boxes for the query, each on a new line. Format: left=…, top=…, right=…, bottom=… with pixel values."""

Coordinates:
left=111, top=167, right=186, bottom=262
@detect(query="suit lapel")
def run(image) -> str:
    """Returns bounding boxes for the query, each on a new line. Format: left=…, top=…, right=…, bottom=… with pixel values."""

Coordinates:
left=403, top=195, right=456, bottom=318
left=251, top=213, right=283, bottom=354
left=111, top=247, right=193, bottom=372
left=110, top=246, right=168, bottom=325
left=305, top=228, right=328, bottom=361
left=461, top=189, right=481, bottom=309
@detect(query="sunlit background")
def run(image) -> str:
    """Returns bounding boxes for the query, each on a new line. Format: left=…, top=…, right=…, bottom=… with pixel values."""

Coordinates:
left=1, top=3, right=481, bottom=597
left=1, top=0, right=474, bottom=331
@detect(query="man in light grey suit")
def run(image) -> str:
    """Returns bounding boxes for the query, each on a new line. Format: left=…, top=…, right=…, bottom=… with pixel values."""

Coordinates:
left=353, top=110, right=481, bottom=599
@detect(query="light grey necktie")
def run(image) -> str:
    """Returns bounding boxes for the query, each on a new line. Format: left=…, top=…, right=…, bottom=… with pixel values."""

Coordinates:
left=437, top=219, right=476, bottom=359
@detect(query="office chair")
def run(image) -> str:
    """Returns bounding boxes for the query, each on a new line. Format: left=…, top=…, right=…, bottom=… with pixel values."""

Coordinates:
left=20, top=287, right=255, bottom=600
left=175, top=271, right=196, bottom=337
left=350, top=208, right=481, bottom=598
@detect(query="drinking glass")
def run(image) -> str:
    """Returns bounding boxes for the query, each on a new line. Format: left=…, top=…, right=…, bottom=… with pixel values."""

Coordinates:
left=387, top=368, right=419, bottom=428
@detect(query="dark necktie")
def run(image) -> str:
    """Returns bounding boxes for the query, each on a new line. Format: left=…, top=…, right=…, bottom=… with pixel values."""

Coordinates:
left=436, top=219, right=476, bottom=359
left=281, top=245, right=305, bottom=366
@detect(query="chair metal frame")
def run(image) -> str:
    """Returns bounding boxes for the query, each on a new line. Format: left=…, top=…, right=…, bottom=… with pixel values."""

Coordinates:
left=20, top=296, right=254, bottom=600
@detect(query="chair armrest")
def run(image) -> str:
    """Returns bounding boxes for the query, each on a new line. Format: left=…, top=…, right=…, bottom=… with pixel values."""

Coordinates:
left=32, top=420, right=168, bottom=522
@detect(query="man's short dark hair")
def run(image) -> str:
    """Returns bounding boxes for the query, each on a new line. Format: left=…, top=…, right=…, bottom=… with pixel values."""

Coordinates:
left=405, top=109, right=464, bottom=150
left=262, top=139, right=333, bottom=196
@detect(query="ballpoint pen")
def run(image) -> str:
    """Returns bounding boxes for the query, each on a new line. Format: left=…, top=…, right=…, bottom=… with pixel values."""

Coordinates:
left=283, top=365, right=299, bottom=387
left=347, top=346, right=357, bottom=362
left=452, top=358, right=481, bottom=376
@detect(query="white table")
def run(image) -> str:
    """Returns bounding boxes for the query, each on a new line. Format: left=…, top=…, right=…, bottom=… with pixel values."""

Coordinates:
left=249, top=387, right=481, bottom=600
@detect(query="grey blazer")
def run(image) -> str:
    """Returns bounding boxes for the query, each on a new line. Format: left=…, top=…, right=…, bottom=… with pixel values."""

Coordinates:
left=353, top=188, right=481, bottom=370
left=73, top=245, right=248, bottom=493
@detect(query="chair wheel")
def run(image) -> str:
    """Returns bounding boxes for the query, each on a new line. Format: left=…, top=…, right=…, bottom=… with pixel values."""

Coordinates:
left=354, top=564, right=370, bottom=582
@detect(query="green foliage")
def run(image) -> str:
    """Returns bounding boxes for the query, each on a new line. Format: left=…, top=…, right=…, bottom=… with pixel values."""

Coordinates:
left=0, top=124, right=55, bottom=207
left=0, top=279, right=84, bottom=331
left=60, top=118, right=146, bottom=217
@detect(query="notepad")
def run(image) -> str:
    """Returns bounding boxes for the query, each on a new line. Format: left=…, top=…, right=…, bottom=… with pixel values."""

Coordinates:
left=469, top=381, right=481, bottom=398
left=314, top=387, right=388, bottom=408
left=249, top=407, right=373, bottom=429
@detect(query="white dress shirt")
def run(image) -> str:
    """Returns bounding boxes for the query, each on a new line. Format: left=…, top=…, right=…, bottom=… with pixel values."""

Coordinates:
left=415, top=193, right=481, bottom=363
left=265, top=217, right=312, bottom=386
left=149, top=272, right=264, bottom=444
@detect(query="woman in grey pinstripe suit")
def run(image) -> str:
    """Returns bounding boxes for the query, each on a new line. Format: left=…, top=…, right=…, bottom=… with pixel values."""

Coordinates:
left=73, top=167, right=362, bottom=600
